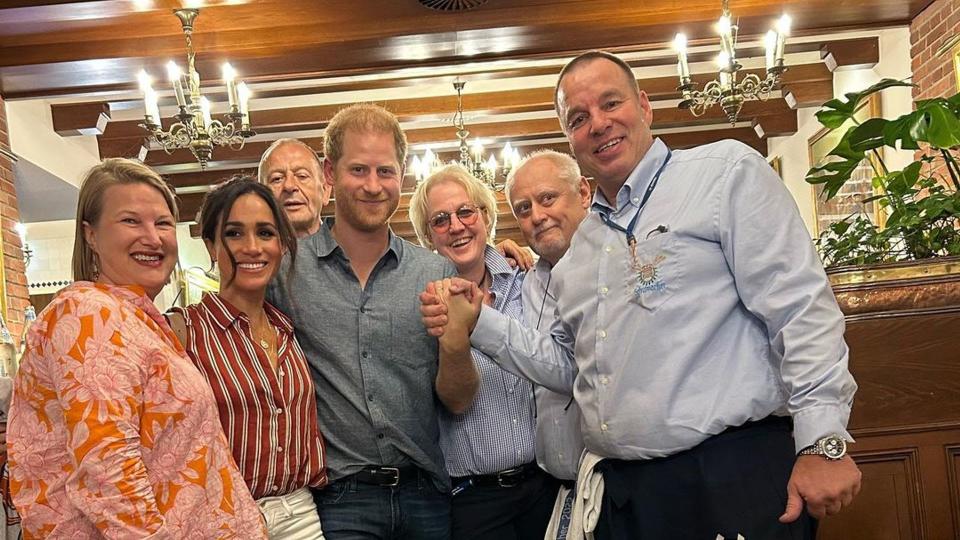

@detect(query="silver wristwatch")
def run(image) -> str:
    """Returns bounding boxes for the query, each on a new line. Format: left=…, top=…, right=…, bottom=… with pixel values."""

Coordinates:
left=798, top=434, right=847, bottom=460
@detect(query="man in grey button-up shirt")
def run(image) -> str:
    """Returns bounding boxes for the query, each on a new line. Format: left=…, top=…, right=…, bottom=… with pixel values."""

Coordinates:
left=262, top=106, right=478, bottom=540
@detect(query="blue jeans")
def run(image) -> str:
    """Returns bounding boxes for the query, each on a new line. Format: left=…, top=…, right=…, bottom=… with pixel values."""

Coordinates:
left=314, top=473, right=451, bottom=540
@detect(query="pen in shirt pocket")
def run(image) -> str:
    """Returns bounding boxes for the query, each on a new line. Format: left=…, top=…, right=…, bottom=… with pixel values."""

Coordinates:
left=646, top=224, right=670, bottom=239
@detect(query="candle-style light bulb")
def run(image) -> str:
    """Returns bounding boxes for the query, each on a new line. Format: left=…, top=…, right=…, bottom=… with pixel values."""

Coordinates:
left=775, top=14, right=791, bottom=63
left=717, top=15, right=735, bottom=59
left=764, top=30, right=778, bottom=71
left=501, top=141, right=513, bottom=163
left=511, top=148, right=521, bottom=169
left=411, top=155, right=423, bottom=181
left=717, top=52, right=732, bottom=90
left=222, top=63, right=238, bottom=109
left=137, top=70, right=152, bottom=92
left=199, top=96, right=212, bottom=130
left=485, top=155, right=498, bottom=173
left=673, top=33, right=691, bottom=82
left=471, top=139, right=484, bottom=163
left=138, top=70, right=161, bottom=126
left=166, top=61, right=187, bottom=107
left=424, top=148, right=436, bottom=169
left=236, top=82, right=251, bottom=129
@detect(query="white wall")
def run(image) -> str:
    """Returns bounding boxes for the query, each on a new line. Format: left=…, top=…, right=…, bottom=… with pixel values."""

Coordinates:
left=7, top=100, right=101, bottom=188
left=768, top=26, right=914, bottom=236
left=22, top=220, right=212, bottom=311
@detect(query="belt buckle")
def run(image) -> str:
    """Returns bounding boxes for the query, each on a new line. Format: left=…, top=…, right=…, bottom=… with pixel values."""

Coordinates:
left=497, top=467, right=522, bottom=488
left=380, top=467, right=400, bottom=487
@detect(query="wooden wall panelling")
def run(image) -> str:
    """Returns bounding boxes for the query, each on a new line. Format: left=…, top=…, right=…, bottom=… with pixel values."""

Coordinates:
left=817, top=304, right=960, bottom=539
left=819, top=448, right=924, bottom=540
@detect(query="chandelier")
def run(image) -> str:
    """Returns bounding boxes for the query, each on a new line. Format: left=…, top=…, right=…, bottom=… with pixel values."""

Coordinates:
left=412, top=80, right=520, bottom=191
left=137, top=9, right=254, bottom=168
left=673, top=0, right=790, bottom=124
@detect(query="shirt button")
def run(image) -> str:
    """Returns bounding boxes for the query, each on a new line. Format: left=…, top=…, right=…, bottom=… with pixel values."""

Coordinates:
left=632, top=197, right=640, bottom=204
left=604, top=246, right=612, bottom=253
left=598, top=330, right=607, bottom=339
left=378, top=433, right=385, bottom=439
left=600, top=286, right=609, bottom=295
left=559, top=453, right=564, bottom=459
left=272, top=485, right=279, bottom=492
left=360, top=306, right=366, bottom=314
left=279, top=370, right=284, bottom=377
left=277, top=446, right=283, bottom=452
left=600, top=376, right=609, bottom=385
left=512, top=418, right=517, bottom=423
left=368, top=394, right=374, bottom=402
left=361, top=351, right=369, bottom=358
left=276, top=408, right=283, bottom=414
left=601, top=423, right=609, bottom=432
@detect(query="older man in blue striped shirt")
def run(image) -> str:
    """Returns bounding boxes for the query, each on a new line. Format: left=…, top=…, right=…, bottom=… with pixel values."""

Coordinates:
left=425, top=51, right=862, bottom=540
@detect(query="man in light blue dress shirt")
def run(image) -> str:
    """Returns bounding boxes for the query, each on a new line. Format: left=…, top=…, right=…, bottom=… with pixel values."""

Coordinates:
left=426, top=51, right=862, bottom=539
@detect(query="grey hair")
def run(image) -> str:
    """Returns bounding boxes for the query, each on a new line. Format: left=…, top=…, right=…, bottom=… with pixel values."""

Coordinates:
left=257, top=138, right=323, bottom=183
left=505, top=150, right=582, bottom=204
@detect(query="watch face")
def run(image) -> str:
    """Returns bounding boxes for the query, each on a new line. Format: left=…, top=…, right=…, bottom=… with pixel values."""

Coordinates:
left=822, top=436, right=846, bottom=459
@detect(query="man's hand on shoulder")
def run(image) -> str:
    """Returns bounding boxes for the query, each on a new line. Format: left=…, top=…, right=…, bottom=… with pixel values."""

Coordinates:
left=780, top=454, right=862, bottom=522
left=496, top=239, right=533, bottom=271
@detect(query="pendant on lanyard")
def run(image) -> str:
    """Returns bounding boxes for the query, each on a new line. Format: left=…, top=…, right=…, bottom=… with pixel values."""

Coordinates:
left=598, top=150, right=672, bottom=269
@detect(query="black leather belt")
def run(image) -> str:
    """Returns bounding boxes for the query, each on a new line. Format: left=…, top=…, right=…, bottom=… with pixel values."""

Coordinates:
left=451, top=462, right=542, bottom=489
left=353, top=466, right=421, bottom=487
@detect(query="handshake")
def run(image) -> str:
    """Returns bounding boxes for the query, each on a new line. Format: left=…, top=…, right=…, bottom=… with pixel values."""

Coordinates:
left=419, top=278, right=486, bottom=340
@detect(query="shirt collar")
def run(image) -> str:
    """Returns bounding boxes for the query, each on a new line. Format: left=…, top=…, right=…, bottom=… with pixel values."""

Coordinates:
left=484, top=244, right=515, bottom=279
left=198, top=292, right=295, bottom=335
left=310, top=217, right=402, bottom=263
left=591, top=137, right=669, bottom=213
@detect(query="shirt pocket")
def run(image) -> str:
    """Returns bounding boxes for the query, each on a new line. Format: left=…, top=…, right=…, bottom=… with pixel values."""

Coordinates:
left=389, top=311, right=435, bottom=371
left=625, top=231, right=683, bottom=312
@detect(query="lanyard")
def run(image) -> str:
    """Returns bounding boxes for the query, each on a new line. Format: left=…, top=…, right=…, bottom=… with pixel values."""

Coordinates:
left=597, top=149, right=672, bottom=250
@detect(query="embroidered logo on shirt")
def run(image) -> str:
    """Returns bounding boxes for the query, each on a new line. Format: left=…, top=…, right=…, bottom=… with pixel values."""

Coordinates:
left=633, top=254, right=667, bottom=295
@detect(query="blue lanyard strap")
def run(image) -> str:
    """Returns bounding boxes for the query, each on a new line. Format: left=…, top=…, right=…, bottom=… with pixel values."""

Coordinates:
left=598, top=149, right=672, bottom=247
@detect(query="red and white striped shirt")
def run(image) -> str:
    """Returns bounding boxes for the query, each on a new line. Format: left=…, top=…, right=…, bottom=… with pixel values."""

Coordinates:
left=171, top=293, right=327, bottom=499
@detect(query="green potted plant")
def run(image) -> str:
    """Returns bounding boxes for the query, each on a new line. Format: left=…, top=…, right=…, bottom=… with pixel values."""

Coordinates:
left=806, top=78, right=960, bottom=267
left=805, top=78, right=960, bottom=315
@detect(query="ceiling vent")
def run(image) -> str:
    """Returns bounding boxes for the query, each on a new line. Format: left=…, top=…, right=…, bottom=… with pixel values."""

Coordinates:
left=417, top=0, right=489, bottom=11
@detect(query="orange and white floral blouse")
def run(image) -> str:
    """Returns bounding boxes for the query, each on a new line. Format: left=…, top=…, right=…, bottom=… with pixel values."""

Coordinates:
left=7, top=282, right=267, bottom=539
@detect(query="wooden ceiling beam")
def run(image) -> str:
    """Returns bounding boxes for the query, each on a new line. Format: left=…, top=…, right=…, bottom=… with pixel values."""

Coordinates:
left=783, top=79, right=836, bottom=109
left=821, top=37, right=880, bottom=72
left=50, top=101, right=110, bottom=136
left=0, top=0, right=919, bottom=98
left=102, top=62, right=832, bottom=139
left=751, top=111, right=800, bottom=138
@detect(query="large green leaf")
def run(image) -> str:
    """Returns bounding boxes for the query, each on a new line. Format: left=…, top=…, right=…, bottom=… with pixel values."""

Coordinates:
left=884, top=162, right=923, bottom=198
left=816, top=79, right=915, bottom=130
left=849, top=118, right=890, bottom=152
left=921, top=102, right=960, bottom=148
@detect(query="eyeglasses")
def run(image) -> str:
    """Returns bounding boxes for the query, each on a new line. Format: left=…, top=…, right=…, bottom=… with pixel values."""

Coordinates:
left=428, top=204, right=484, bottom=233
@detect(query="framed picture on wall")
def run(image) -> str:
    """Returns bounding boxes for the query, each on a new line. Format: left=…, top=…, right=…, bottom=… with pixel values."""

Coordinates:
left=807, top=92, right=885, bottom=236
left=767, top=156, right=783, bottom=180
left=179, top=267, right=219, bottom=307
left=954, top=41, right=960, bottom=92
left=0, top=236, right=7, bottom=322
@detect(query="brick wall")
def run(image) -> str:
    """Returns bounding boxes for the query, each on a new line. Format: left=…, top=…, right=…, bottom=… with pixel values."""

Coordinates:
left=0, top=95, right=29, bottom=338
left=911, top=0, right=959, bottom=101
left=910, top=0, right=959, bottom=184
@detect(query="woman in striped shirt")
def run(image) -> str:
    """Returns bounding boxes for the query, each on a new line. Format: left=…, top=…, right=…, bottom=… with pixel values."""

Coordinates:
left=168, top=176, right=327, bottom=539
left=8, top=159, right=266, bottom=539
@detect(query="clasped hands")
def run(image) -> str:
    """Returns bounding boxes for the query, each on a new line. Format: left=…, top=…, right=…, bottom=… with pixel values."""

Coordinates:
left=420, top=278, right=483, bottom=340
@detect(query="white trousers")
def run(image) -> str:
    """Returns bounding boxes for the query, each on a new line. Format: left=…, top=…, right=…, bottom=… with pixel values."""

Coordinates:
left=257, top=487, right=325, bottom=540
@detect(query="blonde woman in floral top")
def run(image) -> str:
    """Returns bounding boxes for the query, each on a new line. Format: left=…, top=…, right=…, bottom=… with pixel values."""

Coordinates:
left=7, top=158, right=266, bottom=539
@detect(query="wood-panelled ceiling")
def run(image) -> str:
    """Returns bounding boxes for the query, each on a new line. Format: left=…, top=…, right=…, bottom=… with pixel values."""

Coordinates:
left=0, top=0, right=932, bottom=235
